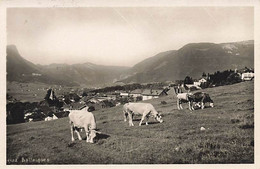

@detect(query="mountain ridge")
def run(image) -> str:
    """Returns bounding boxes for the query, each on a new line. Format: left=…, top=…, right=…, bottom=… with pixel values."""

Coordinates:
left=7, top=40, right=254, bottom=86
left=121, top=40, right=254, bottom=83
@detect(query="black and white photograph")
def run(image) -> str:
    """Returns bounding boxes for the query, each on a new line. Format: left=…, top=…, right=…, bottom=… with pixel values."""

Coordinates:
left=1, top=0, right=259, bottom=167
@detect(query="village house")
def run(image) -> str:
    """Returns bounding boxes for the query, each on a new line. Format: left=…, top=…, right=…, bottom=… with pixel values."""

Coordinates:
left=32, top=73, right=42, bottom=76
left=141, top=89, right=167, bottom=101
left=241, top=72, right=254, bottom=81
left=193, top=77, right=207, bottom=86
left=63, top=102, right=85, bottom=111
left=120, top=91, right=130, bottom=97
left=130, top=89, right=143, bottom=98
left=80, top=96, right=89, bottom=103
left=236, top=67, right=254, bottom=81
left=45, top=114, right=58, bottom=121
left=44, top=111, right=69, bottom=121
left=96, top=97, right=109, bottom=102
left=185, top=84, right=202, bottom=91
left=106, top=94, right=117, bottom=100
left=88, top=98, right=100, bottom=104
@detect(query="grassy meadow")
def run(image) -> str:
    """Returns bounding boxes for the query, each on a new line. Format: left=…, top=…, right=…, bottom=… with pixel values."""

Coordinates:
left=7, top=81, right=83, bottom=102
left=7, top=81, right=254, bottom=164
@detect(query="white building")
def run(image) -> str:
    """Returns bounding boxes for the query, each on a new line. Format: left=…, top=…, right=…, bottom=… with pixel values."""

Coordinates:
left=241, top=72, right=254, bottom=81
left=141, top=89, right=167, bottom=101
left=194, top=78, right=207, bottom=86
left=120, top=92, right=129, bottom=97
left=130, top=89, right=143, bottom=98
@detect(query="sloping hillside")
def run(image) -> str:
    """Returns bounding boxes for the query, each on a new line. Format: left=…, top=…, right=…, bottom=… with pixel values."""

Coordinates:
left=7, top=45, right=78, bottom=86
left=131, top=50, right=177, bottom=73
left=38, top=63, right=129, bottom=86
left=7, top=40, right=253, bottom=86
left=122, top=40, right=254, bottom=83
left=7, top=81, right=254, bottom=164
left=6, top=45, right=129, bottom=87
left=7, top=45, right=41, bottom=82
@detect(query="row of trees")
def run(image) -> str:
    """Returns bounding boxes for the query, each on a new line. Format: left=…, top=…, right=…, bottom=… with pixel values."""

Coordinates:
left=183, top=69, right=243, bottom=89
left=84, top=82, right=167, bottom=95
left=6, top=101, right=45, bottom=124
left=7, top=89, right=65, bottom=124
left=7, top=87, right=138, bottom=124
left=208, top=70, right=242, bottom=86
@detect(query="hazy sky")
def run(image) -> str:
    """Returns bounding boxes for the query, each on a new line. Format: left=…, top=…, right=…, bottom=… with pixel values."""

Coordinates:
left=7, top=7, right=253, bottom=67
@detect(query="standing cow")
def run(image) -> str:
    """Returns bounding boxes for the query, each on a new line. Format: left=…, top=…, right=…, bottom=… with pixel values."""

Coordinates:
left=176, top=93, right=194, bottom=110
left=123, top=103, right=163, bottom=126
left=192, top=92, right=214, bottom=109
left=69, top=106, right=100, bottom=143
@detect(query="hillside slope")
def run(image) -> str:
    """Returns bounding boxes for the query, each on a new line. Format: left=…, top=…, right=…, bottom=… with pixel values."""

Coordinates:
left=7, top=45, right=41, bottom=82
left=38, top=63, right=129, bottom=86
left=7, top=40, right=253, bottom=86
left=7, top=45, right=78, bottom=86
left=6, top=45, right=129, bottom=87
left=7, top=81, right=254, bottom=164
left=122, top=40, right=254, bottom=83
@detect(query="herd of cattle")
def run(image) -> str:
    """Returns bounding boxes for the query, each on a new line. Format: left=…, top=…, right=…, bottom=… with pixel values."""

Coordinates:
left=68, top=91, right=214, bottom=143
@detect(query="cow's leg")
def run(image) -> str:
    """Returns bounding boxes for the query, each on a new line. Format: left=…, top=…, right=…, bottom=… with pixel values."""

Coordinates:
left=128, top=112, right=134, bottom=126
left=139, top=111, right=150, bottom=126
left=177, top=99, right=181, bottom=110
left=123, top=110, right=128, bottom=122
left=179, top=102, right=183, bottom=110
left=201, top=102, right=205, bottom=109
left=201, top=96, right=206, bottom=109
left=75, top=128, right=82, bottom=141
left=195, top=102, right=201, bottom=108
left=145, top=115, right=150, bottom=125
left=89, top=130, right=94, bottom=143
left=70, top=122, right=75, bottom=142
left=188, top=101, right=192, bottom=111
left=189, top=101, right=194, bottom=111
left=139, top=114, right=146, bottom=126
left=145, top=112, right=152, bottom=125
left=85, top=127, right=90, bottom=143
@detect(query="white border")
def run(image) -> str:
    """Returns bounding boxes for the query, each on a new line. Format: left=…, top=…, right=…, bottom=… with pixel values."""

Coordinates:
left=0, top=0, right=259, bottom=169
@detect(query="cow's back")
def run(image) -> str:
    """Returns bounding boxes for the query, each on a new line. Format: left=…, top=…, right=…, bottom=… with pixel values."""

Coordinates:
left=193, top=92, right=204, bottom=100
left=69, top=111, right=95, bottom=129
left=126, top=103, right=154, bottom=115
left=177, top=93, right=188, bottom=100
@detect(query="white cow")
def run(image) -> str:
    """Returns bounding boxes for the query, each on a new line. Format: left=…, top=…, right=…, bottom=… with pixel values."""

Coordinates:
left=176, top=93, right=194, bottom=111
left=123, top=103, right=163, bottom=126
left=69, top=107, right=100, bottom=143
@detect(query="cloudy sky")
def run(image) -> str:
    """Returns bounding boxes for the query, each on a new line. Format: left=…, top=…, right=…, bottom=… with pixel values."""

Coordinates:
left=7, top=7, right=253, bottom=67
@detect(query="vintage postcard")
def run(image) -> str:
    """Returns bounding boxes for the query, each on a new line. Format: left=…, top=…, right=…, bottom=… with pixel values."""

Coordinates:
left=0, top=0, right=259, bottom=168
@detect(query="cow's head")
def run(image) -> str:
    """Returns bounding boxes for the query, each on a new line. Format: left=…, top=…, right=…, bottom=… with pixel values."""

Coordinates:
left=206, top=95, right=214, bottom=108
left=187, top=93, right=195, bottom=101
left=88, top=130, right=101, bottom=143
left=209, top=100, right=214, bottom=108
left=155, top=113, right=163, bottom=123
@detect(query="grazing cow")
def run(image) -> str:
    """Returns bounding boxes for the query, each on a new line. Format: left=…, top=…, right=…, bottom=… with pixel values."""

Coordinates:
left=176, top=93, right=194, bottom=111
left=69, top=106, right=100, bottom=143
left=123, top=103, right=163, bottom=126
left=192, top=92, right=214, bottom=109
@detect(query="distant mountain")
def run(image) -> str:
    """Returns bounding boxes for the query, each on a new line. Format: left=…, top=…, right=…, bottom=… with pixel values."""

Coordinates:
left=7, top=40, right=254, bottom=86
left=6, top=45, right=130, bottom=86
left=7, top=45, right=40, bottom=80
left=121, top=40, right=254, bottom=83
left=37, top=62, right=129, bottom=86
left=7, top=45, right=79, bottom=86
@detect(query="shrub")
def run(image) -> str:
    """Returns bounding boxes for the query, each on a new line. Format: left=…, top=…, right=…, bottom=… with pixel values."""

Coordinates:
left=161, top=101, right=167, bottom=105
left=239, top=122, right=254, bottom=129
